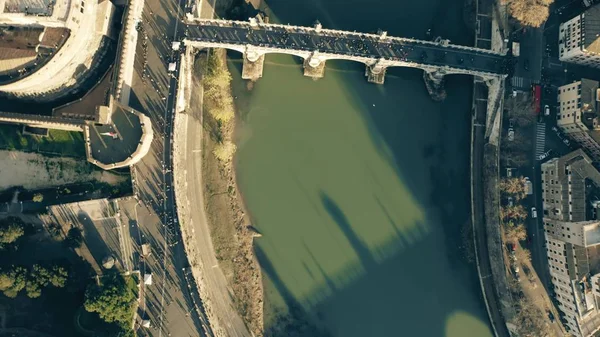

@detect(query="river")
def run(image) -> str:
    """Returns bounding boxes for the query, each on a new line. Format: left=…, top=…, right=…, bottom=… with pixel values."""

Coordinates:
left=230, top=0, right=495, bottom=336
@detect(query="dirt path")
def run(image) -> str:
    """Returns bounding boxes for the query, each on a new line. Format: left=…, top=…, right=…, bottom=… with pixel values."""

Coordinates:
left=514, top=243, right=565, bottom=337
left=0, top=150, right=126, bottom=190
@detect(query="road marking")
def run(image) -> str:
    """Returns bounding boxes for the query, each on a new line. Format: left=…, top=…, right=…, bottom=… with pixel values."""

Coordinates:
left=535, top=122, right=546, bottom=157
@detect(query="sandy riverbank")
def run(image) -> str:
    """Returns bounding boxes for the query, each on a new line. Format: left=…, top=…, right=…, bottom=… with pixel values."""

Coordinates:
left=172, top=48, right=263, bottom=337
left=200, top=49, right=264, bottom=336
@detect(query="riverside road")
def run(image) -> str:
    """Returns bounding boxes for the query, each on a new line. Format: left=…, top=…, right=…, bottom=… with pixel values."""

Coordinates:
left=186, top=21, right=507, bottom=74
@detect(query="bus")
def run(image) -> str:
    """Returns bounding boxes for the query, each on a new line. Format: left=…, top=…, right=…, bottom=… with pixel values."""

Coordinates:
left=532, top=85, right=542, bottom=115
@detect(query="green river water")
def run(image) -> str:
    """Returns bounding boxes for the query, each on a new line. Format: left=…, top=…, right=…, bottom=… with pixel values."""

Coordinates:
left=229, top=0, right=495, bottom=336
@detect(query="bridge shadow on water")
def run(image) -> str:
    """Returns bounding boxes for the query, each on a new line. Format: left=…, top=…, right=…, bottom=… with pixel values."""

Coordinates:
left=228, top=50, right=494, bottom=336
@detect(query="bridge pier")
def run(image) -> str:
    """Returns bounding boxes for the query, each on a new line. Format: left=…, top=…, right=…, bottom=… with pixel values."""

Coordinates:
left=303, top=51, right=326, bottom=79
left=242, top=46, right=265, bottom=80
left=365, top=58, right=391, bottom=84
left=423, top=69, right=447, bottom=101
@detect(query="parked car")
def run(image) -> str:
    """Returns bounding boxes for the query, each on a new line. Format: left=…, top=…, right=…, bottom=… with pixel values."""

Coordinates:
left=548, top=311, right=555, bottom=323
left=563, top=138, right=571, bottom=146
left=545, top=105, right=550, bottom=116
left=508, top=128, right=515, bottom=141
left=508, top=196, right=514, bottom=207
left=509, top=119, right=514, bottom=128
left=524, top=59, right=530, bottom=71
left=551, top=126, right=558, bottom=132
left=531, top=207, right=538, bottom=218
left=524, top=177, right=533, bottom=195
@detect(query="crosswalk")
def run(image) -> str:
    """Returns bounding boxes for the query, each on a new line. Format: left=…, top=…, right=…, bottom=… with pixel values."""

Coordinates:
left=511, top=76, right=531, bottom=89
left=535, top=122, right=546, bottom=158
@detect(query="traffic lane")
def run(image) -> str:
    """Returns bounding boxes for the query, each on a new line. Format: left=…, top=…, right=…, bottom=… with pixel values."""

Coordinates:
left=132, top=0, right=204, bottom=335
left=187, top=26, right=506, bottom=73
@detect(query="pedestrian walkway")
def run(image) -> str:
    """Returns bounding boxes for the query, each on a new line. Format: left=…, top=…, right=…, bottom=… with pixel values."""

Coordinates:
left=511, top=76, right=531, bottom=89
left=535, top=122, right=546, bottom=158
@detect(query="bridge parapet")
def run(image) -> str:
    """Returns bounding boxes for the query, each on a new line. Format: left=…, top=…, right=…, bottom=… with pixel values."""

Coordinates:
left=0, top=112, right=85, bottom=131
left=187, top=19, right=505, bottom=56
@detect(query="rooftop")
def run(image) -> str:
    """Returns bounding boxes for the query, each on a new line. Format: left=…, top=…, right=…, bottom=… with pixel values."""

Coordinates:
left=584, top=4, right=600, bottom=54
left=2, top=0, right=55, bottom=16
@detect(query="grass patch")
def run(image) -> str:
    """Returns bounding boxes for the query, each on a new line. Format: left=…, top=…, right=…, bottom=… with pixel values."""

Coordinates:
left=0, top=124, right=85, bottom=158
left=125, top=274, right=139, bottom=299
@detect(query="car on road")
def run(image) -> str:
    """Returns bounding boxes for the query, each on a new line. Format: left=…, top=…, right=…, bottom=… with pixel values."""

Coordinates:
left=551, top=126, right=558, bottom=132
left=531, top=207, right=538, bottom=218
left=508, top=128, right=515, bottom=141
left=563, top=138, right=571, bottom=146
left=524, top=59, right=530, bottom=71
left=544, top=105, right=550, bottom=116
left=538, top=150, right=552, bottom=161
left=524, top=177, right=533, bottom=195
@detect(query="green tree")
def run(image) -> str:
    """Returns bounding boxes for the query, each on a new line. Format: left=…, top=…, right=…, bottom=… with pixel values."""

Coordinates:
left=25, top=279, right=42, bottom=298
left=0, top=217, right=25, bottom=248
left=213, top=141, right=237, bottom=162
left=84, top=273, right=136, bottom=326
left=64, top=227, right=83, bottom=248
left=203, top=50, right=235, bottom=122
left=21, top=264, right=68, bottom=298
left=48, top=266, right=68, bottom=288
left=32, top=193, right=44, bottom=202
left=0, top=267, right=27, bottom=298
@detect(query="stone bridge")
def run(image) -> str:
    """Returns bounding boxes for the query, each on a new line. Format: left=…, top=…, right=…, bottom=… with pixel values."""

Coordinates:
left=184, top=18, right=508, bottom=88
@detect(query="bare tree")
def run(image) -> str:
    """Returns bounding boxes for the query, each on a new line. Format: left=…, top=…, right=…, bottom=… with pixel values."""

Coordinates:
left=501, top=205, right=528, bottom=221
left=504, top=221, right=527, bottom=242
left=503, top=131, right=532, bottom=153
left=499, top=177, right=527, bottom=200
left=506, top=151, right=530, bottom=167
left=508, top=99, right=537, bottom=127
left=518, top=247, right=532, bottom=263
left=514, top=298, right=551, bottom=336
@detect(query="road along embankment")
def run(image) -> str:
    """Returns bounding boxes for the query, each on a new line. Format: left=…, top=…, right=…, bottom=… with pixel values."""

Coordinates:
left=172, top=49, right=257, bottom=337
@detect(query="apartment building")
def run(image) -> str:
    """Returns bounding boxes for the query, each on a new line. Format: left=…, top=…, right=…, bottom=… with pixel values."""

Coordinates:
left=559, top=4, right=600, bottom=68
left=557, top=79, right=600, bottom=161
left=542, top=150, right=600, bottom=336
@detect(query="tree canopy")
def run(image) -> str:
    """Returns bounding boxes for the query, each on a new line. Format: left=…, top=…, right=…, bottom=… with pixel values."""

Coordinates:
left=503, top=0, right=553, bottom=27
left=0, top=266, right=27, bottom=298
left=84, top=273, right=136, bottom=327
left=0, top=217, right=25, bottom=248
left=0, top=264, right=66, bottom=298
left=32, top=193, right=44, bottom=202
left=64, top=227, right=83, bottom=248
left=501, top=205, right=528, bottom=221
left=202, top=51, right=235, bottom=123
left=504, top=221, right=528, bottom=243
left=499, top=177, right=527, bottom=201
left=213, top=141, right=237, bottom=162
